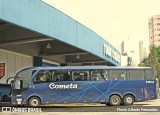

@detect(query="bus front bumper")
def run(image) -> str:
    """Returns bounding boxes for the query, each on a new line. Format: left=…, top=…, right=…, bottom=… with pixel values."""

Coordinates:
left=11, top=95, right=27, bottom=105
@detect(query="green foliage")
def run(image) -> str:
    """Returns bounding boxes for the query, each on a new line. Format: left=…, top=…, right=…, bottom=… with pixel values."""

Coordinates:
left=138, top=46, right=160, bottom=81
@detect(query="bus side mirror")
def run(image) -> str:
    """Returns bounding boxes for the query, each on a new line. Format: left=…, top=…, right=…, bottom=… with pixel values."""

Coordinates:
left=6, top=77, right=15, bottom=84
left=10, top=80, right=14, bottom=87
left=20, top=80, right=23, bottom=89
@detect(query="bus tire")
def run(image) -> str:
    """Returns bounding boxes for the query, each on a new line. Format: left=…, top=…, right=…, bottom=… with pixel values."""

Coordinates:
left=124, top=95, right=134, bottom=105
left=109, top=95, right=121, bottom=106
left=28, top=97, right=41, bottom=107
left=104, top=103, right=110, bottom=106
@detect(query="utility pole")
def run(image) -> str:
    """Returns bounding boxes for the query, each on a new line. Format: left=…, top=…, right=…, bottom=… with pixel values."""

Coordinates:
left=130, top=51, right=134, bottom=66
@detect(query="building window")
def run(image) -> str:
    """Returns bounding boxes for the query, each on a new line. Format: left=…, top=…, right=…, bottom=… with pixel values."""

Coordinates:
left=154, top=34, right=160, bottom=36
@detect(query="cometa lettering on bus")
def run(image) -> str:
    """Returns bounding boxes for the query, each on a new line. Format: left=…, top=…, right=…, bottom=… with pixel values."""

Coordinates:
left=49, top=83, right=78, bottom=89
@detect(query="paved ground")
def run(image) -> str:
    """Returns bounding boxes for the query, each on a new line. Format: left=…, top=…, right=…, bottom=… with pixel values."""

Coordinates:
left=0, top=97, right=160, bottom=115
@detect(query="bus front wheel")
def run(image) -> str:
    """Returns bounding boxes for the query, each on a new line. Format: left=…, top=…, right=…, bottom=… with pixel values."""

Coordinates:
left=28, top=97, right=41, bottom=107
left=109, top=95, right=121, bottom=106
left=124, top=95, right=134, bottom=105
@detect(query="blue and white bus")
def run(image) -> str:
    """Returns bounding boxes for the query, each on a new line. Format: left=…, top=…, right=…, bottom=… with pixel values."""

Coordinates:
left=10, top=66, right=157, bottom=106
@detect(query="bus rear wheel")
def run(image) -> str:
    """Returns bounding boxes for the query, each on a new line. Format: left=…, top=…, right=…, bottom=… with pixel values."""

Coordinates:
left=124, top=95, right=134, bottom=105
left=28, top=97, right=41, bottom=107
left=109, top=95, right=121, bottom=106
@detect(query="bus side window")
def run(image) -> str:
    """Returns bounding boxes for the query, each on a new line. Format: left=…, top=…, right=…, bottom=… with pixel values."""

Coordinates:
left=145, top=69, right=154, bottom=80
left=83, top=72, right=89, bottom=81
left=52, top=71, right=71, bottom=81
left=109, top=70, right=126, bottom=80
left=52, top=72, right=60, bottom=82
left=44, top=71, right=52, bottom=82
left=129, top=70, right=144, bottom=80
left=102, top=71, right=109, bottom=80
left=109, top=73, right=118, bottom=80
left=63, top=72, right=71, bottom=81
left=33, top=70, right=52, bottom=83
left=91, top=72, right=100, bottom=81
left=72, top=72, right=81, bottom=81
left=120, top=73, right=126, bottom=80
left=72, top=71, right=89, bottom=81
left=91, top=70, right=106, bottom=81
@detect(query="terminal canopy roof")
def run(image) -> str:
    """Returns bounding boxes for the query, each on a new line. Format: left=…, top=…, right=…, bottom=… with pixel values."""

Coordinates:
left=0, top=0, right=121, bottom=66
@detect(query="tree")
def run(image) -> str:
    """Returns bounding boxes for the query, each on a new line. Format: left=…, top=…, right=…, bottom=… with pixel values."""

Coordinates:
left=138, top=46, right=160, bottom=81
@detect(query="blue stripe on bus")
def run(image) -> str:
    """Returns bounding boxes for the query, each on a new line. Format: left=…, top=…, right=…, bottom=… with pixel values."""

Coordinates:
left=57, top=80, right=122, bottom=103
left=57, top=81, right=104, bottom=103
left=76, top=82, right=92, bottom=102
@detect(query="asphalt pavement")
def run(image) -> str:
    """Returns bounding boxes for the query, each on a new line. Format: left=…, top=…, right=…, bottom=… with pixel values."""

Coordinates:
left=0, top=97, right=160, bottom=115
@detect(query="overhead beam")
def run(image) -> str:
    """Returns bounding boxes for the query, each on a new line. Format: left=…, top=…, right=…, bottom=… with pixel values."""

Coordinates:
left=0, top=37, right=53, bottom=46
left=39, top=52, right=88, bottom=57
left=66, top=60, right=108, bottom=64
left=0, top=21, right=8, bottom=26
left=0, top=21, right=10, bottom=30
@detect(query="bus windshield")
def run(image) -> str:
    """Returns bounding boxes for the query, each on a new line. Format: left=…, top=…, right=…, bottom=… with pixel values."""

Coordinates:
left=12, top=69, right=36, bottom=95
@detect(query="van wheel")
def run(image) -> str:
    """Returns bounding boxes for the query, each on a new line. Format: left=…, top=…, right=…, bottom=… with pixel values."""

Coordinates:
left=109, top=95, right=121, bottom=106
left=124, top=95, right=134, bottom=105
left=28, top=97, right=41, bottom=107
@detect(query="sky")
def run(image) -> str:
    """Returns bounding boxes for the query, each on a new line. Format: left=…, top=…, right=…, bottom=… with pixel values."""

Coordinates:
left=43, top=0, right=160, bottom=52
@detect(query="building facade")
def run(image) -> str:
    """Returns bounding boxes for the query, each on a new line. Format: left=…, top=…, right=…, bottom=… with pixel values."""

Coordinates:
left=149, top=15, right=160, bottom=46
left=121, top=40, right=147, bottom=66
left=139, top=41, right=147, bottom=62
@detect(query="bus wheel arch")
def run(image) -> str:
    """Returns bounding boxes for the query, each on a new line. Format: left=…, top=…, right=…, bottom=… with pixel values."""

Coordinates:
left=28, top=96, right=41, bottom=107
left=109, top=94, right=121, bottom=106
left=123, top=94, right=135, bottom=105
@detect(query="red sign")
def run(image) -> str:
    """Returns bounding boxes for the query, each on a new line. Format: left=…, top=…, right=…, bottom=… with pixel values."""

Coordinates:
left=0, top=63, right=5, bottom=79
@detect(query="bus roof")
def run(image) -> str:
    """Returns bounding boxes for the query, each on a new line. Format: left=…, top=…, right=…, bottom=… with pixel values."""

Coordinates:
left=23, top=66, right=153, bottom=71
